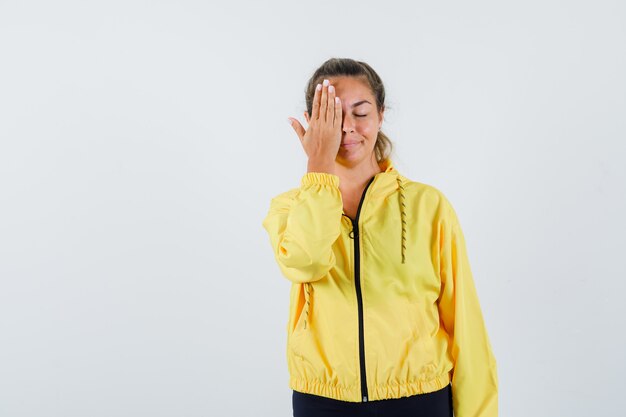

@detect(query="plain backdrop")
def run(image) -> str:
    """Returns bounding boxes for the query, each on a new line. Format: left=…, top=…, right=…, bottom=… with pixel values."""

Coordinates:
left=1, top=1, right=624, bottom=416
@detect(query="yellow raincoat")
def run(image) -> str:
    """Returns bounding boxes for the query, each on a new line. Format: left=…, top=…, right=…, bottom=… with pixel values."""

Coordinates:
left=261, top=158, right=498, bottom=416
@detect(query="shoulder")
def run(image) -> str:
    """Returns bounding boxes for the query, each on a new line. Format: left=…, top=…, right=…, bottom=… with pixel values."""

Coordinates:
left=398, top=175, right=460, bottom=224
left=398, top=175, right=451, bottom=208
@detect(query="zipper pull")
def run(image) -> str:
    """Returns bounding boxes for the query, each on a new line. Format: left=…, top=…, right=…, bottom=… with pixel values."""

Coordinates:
left=363, top=396, right=368, bottom=402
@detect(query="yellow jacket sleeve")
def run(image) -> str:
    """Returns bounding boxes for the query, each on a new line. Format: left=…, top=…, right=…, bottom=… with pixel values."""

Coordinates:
left=261, top=172, right=343, bottom=284
left=437, top=197, right=499, bottom=417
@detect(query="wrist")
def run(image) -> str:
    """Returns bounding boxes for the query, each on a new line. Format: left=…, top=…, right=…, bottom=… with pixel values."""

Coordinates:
left=307, top=160, right=336, bottom=175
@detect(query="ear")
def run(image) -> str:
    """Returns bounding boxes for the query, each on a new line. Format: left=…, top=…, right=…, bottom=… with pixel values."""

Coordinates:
left=304, top=111, right=310, bottom=124
left=378, top=106, right=385, bottom=130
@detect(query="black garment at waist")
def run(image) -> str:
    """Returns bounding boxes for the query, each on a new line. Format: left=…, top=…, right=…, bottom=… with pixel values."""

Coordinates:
left=292, top=383, right=452, bottom=417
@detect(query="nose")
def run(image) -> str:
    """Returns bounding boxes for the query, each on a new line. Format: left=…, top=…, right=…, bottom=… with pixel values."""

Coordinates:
left=342, top=115, right=355, bottom=133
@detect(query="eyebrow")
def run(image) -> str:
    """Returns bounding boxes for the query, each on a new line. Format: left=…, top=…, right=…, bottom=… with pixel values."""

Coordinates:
left=351, top=100, right=372, bottom=108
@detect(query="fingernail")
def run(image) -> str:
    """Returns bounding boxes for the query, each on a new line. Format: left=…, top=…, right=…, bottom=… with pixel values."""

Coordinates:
left=316, top=84, right=322, bottom=91
left=286, top=118, right=292, bottom=125
left=329, top=85, right=334, bottom=93
left=323, top=79, right=329, bottom=86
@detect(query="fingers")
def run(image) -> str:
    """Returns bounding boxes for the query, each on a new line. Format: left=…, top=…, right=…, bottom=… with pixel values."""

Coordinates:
left=319, top=79, right=328, bottom=121
left=288, top=117, right=306, bottom=142
left=328, top=84, right=336, bottom=123
left=334, top=95, right=342, bottom=127
left=311, top=79, right=339, bottom=124
left=302, top=79, right=338, bottom=131
left=311, top=83, right=321, bottom=120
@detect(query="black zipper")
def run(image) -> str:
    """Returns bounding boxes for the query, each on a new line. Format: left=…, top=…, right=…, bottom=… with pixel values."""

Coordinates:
left=343, top=175, right=376, bottom=402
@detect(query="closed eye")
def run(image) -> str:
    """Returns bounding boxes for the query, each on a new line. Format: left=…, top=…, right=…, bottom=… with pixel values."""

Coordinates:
left=355, top=114, right=368, bottom=117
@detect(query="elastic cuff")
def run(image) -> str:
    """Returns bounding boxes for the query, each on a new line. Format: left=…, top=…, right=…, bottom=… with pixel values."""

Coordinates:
left=301, top=172, right=340, bottom=188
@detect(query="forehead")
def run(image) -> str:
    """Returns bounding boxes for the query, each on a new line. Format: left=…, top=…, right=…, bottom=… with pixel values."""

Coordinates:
left=327, top=76, right=373, bottom=99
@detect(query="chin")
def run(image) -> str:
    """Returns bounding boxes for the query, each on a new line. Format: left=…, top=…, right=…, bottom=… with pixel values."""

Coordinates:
left=336, top=149, right=373, bottom=165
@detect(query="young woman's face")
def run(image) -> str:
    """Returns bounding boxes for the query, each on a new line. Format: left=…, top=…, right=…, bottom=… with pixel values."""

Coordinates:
left=333, top=76, right=383, bottom=164
left=307, top=76, right=383, bottom=166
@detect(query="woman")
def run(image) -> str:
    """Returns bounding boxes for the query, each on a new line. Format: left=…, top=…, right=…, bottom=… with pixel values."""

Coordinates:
left=262, top=58, right=498, bottom=417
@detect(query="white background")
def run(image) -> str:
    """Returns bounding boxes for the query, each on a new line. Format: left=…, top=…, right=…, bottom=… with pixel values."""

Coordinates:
left=1, top=1, right=624, bottom=416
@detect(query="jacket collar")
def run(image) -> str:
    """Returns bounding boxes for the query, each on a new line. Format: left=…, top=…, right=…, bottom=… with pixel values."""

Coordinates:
left=369, top=158, right=401, bottom=199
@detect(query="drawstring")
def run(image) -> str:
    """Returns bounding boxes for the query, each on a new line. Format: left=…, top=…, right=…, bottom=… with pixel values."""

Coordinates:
left=396, top=176, right=407, bottom=264
left=303, top=282, right=311, bottom=329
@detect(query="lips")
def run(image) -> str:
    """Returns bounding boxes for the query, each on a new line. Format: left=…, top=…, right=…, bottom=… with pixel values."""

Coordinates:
left=341, top=141, right=362, bottom=147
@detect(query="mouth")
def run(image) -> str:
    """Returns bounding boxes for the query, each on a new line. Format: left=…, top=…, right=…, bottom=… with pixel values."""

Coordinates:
left=340, top=141, right=362, bottom=149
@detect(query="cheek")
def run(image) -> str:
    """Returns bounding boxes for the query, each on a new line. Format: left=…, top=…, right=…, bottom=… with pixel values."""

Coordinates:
left=356, top=120, right=378, bottom=136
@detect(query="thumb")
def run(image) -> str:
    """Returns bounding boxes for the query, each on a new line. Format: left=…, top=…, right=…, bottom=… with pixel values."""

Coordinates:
left=287, top=117, right=306, bottom=142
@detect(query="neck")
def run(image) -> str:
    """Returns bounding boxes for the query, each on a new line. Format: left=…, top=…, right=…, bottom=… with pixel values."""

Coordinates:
left=334, top=154, right=382, bottom=190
